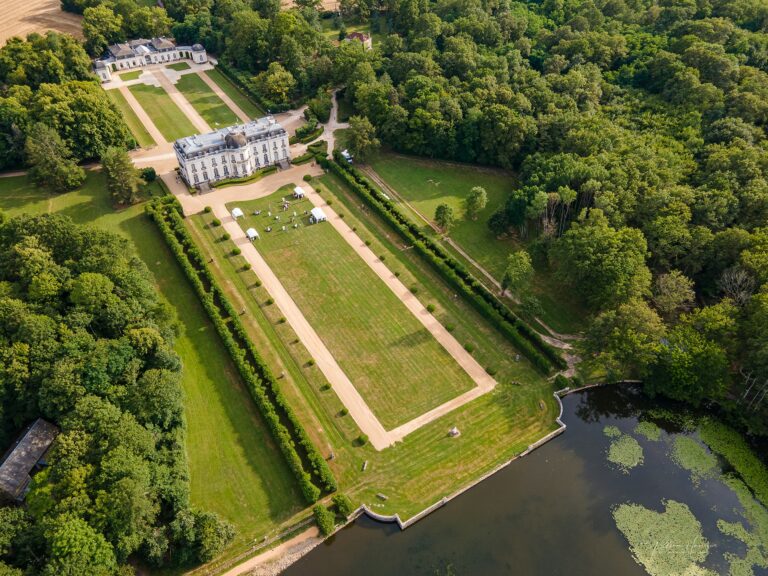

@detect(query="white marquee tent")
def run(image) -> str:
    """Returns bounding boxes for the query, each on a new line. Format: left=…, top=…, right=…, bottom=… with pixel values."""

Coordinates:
left=231, top=207, right=244, bottom=219
left=293, top=186, right=306, bottom=199
left=309, top=207, right=327, bottom=224
left=246, top=228, right=259, bottom=240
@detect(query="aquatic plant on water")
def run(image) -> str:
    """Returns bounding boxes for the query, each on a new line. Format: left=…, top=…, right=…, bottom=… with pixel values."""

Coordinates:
left=613, top=500, right=715, bottom=576
left=607, top=435, right=644, bottom=473
left=670, top=436, right=718, bottom=483
left=634, top=421, right=662, bottom=442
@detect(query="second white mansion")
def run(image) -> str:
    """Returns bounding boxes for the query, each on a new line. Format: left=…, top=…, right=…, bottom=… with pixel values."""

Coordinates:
left=174, top=117, right=290, bottom=187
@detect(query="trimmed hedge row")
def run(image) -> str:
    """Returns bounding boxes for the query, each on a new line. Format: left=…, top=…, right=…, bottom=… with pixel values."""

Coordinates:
left=216, top=61, right=289, bottom=113
left=323, top=152, right=566, bottom=372
left=146, top=197, right=337, bottom=502
left=289, top=126, right=324, bottom=146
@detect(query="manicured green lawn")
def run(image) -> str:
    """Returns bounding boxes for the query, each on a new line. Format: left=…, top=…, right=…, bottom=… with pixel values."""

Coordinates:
left=0, top=174, right=304, bottom=553
left=105, top=88, right=156, bottom=149
left=128, top=83, right=197, bottom=141
left=167, top=61, right=191, bottom=71
left=228, top=188, right=476, bottom=429
left=190, top=173, right=558, bottom=521
left=369, top=153, right=587, bottom=334
left=175, top=73, right=240, bottom=129
left=119, top=70, right=142, bottom=81
left=204, top=68, right=264, bottom=119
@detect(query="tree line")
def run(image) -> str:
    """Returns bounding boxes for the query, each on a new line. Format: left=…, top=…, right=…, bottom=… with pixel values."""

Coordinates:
left=0, top=214, right=233, bottom=575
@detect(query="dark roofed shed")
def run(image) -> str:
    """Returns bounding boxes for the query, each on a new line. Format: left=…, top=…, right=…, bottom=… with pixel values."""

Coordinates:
left=0, top=419, right=58, bottom=502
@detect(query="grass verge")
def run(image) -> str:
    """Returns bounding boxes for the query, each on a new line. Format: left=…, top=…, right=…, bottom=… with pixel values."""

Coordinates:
left=175, top=73, right=240, bottom=128
left=128, top=83, right=197, bottom=141
left=204, top=68, right=265, bottom=119
left=105, top=88, right=156, bottom=148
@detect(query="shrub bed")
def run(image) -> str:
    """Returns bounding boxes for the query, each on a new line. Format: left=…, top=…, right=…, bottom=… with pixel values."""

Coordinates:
left=211, top=165, right=278, bottom=189
left=323, top=152, right=565, bottom=372
left=146, top=197, right=336, bottom=503
left=313, top=504, right=336, bottom=536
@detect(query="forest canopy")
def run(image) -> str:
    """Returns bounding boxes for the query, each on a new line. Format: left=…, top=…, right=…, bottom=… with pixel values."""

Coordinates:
left=0, top=213, right=233, bottom=573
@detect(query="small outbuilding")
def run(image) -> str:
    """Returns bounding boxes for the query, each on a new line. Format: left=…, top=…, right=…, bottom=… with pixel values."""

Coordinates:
left=309, top=207, right=327, bottom=224
left=0, top=419, right=58, bottom=502
left=341, top=149, right=353, bottom=164
left=293, top=186, right=306, bottom=199
left=246, top=228, right=259, bottom=241
left=231, top=207, right=244, bottom=219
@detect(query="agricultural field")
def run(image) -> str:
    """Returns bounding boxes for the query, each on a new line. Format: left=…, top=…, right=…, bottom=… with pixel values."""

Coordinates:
left=1, top=0, right=82, bottom=46
left=369, top=153, right=587, bottom=334
left=0, top=174, right=304, bottom=554
left=175, top=73, right=240, bottom=128
left=105, top=89, right=156, bottom=148
left=128, top=83, right=197, bottom=141
left=227, top=188, right=476, bottom=429
left=204, top=69, right=265, bottom=119
left=192, top=176, right=559, bottom=519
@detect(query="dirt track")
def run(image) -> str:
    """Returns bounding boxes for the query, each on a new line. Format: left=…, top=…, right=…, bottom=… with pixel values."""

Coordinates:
left=1, top=0, right=82, bottom=46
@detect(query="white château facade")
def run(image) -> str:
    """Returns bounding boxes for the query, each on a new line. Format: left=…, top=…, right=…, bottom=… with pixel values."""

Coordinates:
left=174, top=117, right=290, bottom=187
left=93, top=38, right=207, bottom=82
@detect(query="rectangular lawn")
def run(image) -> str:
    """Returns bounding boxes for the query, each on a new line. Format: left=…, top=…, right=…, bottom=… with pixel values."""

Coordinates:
left=175, top=73, right=240, bottom=129
left=203, top=68, right=264, bottom=119
left=167, top=61, right=191, bottom=71
left=105, top=88, right=156, bottom=148
left=119, top=70, right=142, bottom=81
left=128, top=83, right=197, bottom=141
left=0, top=174, right=304, bottom=552
left=229, top=189, right=476, bottom=430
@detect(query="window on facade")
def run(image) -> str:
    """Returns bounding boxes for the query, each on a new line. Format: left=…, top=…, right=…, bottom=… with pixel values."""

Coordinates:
left=262, top=144, right=267, bottom=152
left=193, top=174, right=199, bottom=183
left=214, top=168, right=219, bottom=178
left=191, top=164, right=197, bottom=172
left=212, top=158, right=217, bottom=166
left=203, top=171, right=208, bottom=180
left=263, top=155, right=269, bottom=164
left=240, top=154, right=244, bottom=161
left=224, top=165, right=229, bottom=176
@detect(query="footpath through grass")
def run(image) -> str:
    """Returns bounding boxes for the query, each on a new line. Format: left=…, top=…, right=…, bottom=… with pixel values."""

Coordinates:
left=128, top=83, right=197, bottom=141
left=204, top=68, right=264, bottom=119
left=228, top=188, right=476, bottom=429
left=0, top=174, right=304, bottom=554
left=369, top=153, right=587, bottom=334
left=175, top=73, right=240, bottom=128
left=105, top=88, right=156, bottom=148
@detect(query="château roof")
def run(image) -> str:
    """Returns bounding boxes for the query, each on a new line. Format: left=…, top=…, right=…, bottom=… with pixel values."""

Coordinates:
left=174, top=117, right=286, bottom=159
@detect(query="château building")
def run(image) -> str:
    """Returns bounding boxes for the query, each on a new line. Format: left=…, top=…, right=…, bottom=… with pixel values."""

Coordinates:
left=93, top=37, right=207, bottom=82
left=174, top=117, right=290, bottom=188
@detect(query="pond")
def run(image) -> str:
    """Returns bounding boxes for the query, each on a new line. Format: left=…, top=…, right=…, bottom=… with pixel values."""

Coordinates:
left=285, top=385, right=768, bottom=576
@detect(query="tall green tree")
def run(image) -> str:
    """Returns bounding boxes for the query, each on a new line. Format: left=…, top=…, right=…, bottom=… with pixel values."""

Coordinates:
left=464, top=186, right=488, bottom=220
left=501, top=250, right=533, bottom=294
left=101, top=147, right=142, bottom=205
left=551, top=209, right=651, bottom=310
left=25, top=123, right=85, bottom=193
left=347, top=115, right=380, bottom=161
left=434, top=203, right=455, bottom=232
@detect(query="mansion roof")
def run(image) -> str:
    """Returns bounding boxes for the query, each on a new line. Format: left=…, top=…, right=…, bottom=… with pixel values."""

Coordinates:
left=174, top=117, right=286, bottom=159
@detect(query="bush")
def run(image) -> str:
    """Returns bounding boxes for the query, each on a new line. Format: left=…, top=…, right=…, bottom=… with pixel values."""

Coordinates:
left=570, top=374, right=584, bottom=387
left=338, top=407, right=349, bottom=416
left=265, top=298, right=274, bottom=306
left=486, top=366, right=497, bottom=376
left=445, top=323, right=455, bottom=332
left=303, top=174, right=313, bottom=182
left=426, top=303, right=436, bottom=313
left=221, top=233, right=230, bottom=241
left=394, top=271, right=400, bottom=277
left=320, top=383, right=331, bottom=391
left=378, top=254, right=384, bottom=260
left=410, top=285, right=419, bottom=294
left=204, top=206, right=212, bottom=213
left=141, top=166, right=157, bottom=182
left=364, top=240, right=371, bottom=246
left=332, top=494, right=354, bottom=519
left=231, top=247, right=241, bottom=256
left=313, top=504, right=336, bottom=536
left=554, top=374, right=570, bottom=389
left=241, top=263, right=251, bottom=271
left=464, top=343, right=475, bottom=353
left=355, top=434, right=368, bottom=446
left=307, top=358, right=315, bottom=366
left=277, top=316, right=286, bottom=324
left=254, top=279, right=262, bottom=287
left=211, top=219, right=221, bottom=227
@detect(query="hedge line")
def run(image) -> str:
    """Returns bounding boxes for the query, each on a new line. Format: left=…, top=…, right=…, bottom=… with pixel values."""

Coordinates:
left=146, top=197, right=336, bottom=502
left=216, top=61, right=289, bottom=113
left=323, top=152, right=566, bottom=372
